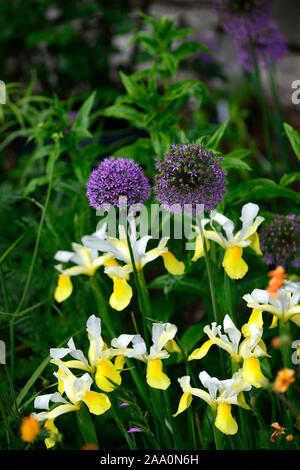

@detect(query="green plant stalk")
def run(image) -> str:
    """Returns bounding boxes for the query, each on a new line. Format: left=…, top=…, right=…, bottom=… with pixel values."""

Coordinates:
left=110, top=400, right=137, bottom=450
left=224, top=272, right=236, bottom=323
left=279, top=320, right=291, bottom=368
left=89, top=275, right=116, bottom=338
left=10, top=142, right=60, bottom=379
left=209, top=408, right=223, bottom=450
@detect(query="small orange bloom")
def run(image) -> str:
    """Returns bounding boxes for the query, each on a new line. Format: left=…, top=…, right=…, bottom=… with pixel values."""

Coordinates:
left=286, top=434, right=294, bottom=442
left=267, top=266, right=286, bottom=298
left=20, top=415, right=40, bottom=443
left=270, top=422, right=285, bottom=442
left=273, top=368, right=295, bottom=393
left=81, top=443, right=98, bottom=450
left=271, top=336, right=281, bottom=349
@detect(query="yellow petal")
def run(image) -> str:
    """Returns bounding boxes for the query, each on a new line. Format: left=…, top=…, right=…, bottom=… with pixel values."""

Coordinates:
left=54, top=275, right=73, bottom=303
left=57, top=369, right=65, bottom=395
left=222, top=246, right=248, bottom=280
left=242, top=357, right=267, bottom=388
left=44, top=419, right=59, bottom=449
left=215, top=402, right=238, bottom=435
left=162, top=251, right=185, bottom=275
left=95, top=360, right=122, bottom=392
left=173, top=392, right=193, bottom=417
left=114, top=355, right=126, bottom=371
left=188, top=340, right=214, bottom=361
left=248, top=232, right=262, bottom=255
left=192, top=235, right=210, bottom=262
left=165, top=339, right=181, bottom=353
left=109, top=278, right=132, bottom=311
left=270, top=315, right=278, bottom=329
left=241, top=309, right=264, bottom=336
left=237, top=392, right=251, bottom=410
left=146, top=359, right=170, bottom=390
left=82, top=391, right=111, bottom=415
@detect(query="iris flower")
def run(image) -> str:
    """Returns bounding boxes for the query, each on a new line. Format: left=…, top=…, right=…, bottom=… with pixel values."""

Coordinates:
left=243, top=288, right=300, bottom=328
left=50, top=315, right=145, bottom=393
left=188, top=315, right=269, bottom=388
left=33, top=364, right=111, bottom=435
left=173, top=369, right=251, bottom=435
left=135, top=322, right=178, bottom=390
left=54, top=224, right=111, bottom=303
left=82, top=217, right=185, bottom=310
left=192, top=203, right=264, bottom=279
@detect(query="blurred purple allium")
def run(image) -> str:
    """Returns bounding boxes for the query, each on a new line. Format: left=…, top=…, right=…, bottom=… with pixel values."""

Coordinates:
left=215, top=0, right=272, bottom=39
left=86, top=157, right=151, bottom=209
left=127, top=427, right=142, bottom=433
left=234, top=21, right=287, bottom=71
left=260, top=214, right=300, bottom=269
left=154, top=144, right=227, bottom=215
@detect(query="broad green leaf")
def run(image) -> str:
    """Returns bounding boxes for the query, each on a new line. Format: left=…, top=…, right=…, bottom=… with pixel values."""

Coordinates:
left=225, top=178, right=300, bottom=205
left=280, top=172, right=300, bottom=187
left=179, top=322, right=206, bottom=353
left=101, top=104, right=145, bottom=127
left=24, top=175, right=49, bottom=196
left=222, top=157, right=252, bottom=171
left=172, top=41, right=211, bottom=62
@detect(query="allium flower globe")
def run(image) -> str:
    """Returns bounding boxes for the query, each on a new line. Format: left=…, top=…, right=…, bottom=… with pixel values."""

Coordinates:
left=154, top=144, right=226, bottom=214
left=86, top=157, right=151, bottom=209
left=260, top=214, right=300, bottom=269
left=216, top=0, right=272, bottom=39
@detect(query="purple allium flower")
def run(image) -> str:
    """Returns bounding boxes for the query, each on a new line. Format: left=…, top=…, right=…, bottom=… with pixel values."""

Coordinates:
left=260, top=214, right=300, bottom=270
left=86, top=157, right=151, bottom=209
left=235, top=21, right=287, bottom=71
left=215, top=0, right=272, bottom=39
left=154, top=144, right=226, bottom=215
left=127, top=427, right=142, bottom=433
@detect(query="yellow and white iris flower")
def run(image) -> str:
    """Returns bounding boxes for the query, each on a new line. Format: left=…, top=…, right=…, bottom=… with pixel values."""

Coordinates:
left=104, top=261, right=133, bottom=311
left=54, top=224, right=112, bottom=303
left=50, top=315, right=145, bottom=393
left=135, top=322, right=178, bottom=390
left=33, top=364, right=111, bottom=445
left=173, top=369, right=251, bottom=435
left=192, top=203, right=264, bottom=279
left=82, top=217, right=185, bottom=276
left=188, top=314, right=269, bottom=388
left=243, top=288, right=300, bottom=328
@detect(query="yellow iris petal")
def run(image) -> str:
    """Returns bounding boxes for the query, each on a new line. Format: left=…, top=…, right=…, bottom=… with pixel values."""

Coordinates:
left=270, top=315, right=278, bottom=329
left=54, top=275, right=73, bottom=303
left=242, top=309, right=264, bottom=336
left=173, top=392, right=193, bottom=417
left=146, top=359, right=170, bottom=390
left=95, top=360, right=122, bottom=392
left=165, top=339, right=181, bottom=353
left=109, top=277, right=132, bottom=311
left=192, top=235, right=210, bottom=262
left=162, top=252, right=185, bottom=275
left=222, top=246, right=248, bottom=280
left=44, top=419, right=59, bottom=449
left=248, top=232, right=262, bottom=255
left=114, top=355, right=125, bottom=371
left=82, top=391, right=111, bottom=415
left=188, top=340, right=214, bottom=361
left=215, top=402, right=238, bottom=435
left=242, top=357, right=266, bottom=388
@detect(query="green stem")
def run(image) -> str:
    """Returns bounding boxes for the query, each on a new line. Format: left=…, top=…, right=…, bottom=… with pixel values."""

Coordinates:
left=10, top=142, right=60, bottom=378
left=89, top=276, right=116, bottom=338
left=224, top=271, right=236, bottom=323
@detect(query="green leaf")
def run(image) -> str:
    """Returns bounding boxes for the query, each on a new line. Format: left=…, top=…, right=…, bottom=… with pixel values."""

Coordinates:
left=284, top=122, right=300, bottom=162
left=225, top=178, right=300, bottom=205
left=207, top=120, right=229, bottom=150
left=280, top=172, right=300, bottom=187
left=101, top=104, right=145, bottom=127
left=172, top=41, right=211, bottom=63
left=180, top=322, right=205, bottom=353
left=72, top=91, right=96, bottom=138
left=222, top=157, right=252, bottom=171
left=76, top=403, right=99, bottom=447
left=24, top=175, right=49, bottom=196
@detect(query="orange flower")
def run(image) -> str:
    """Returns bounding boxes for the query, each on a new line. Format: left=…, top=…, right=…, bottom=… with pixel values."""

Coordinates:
left=286, top=434, right=294, bottom=442
left=270, top=422, right=285, bottom=442
left=20, top=414, right=40, bottom=443
left=266, top=266, right=286, bottom=298
left=81, top=443, right=98, bottom=450
left=273, top=368, right=295, bottom=393
left=271, top=336, right=281, bottom=349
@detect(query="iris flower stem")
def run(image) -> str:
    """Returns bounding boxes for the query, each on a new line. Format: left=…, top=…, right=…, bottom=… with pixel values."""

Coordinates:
left=89, top=276, right=116, bottom=338
left=209, top=408, right=223, bottom=450
left=279, top=320, right=291, bottom=368
left=125, top=230, right=151, bottom=346
left=224, top=272, right=236, bottom=323
left=9, top=141, right=60, bottom=379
